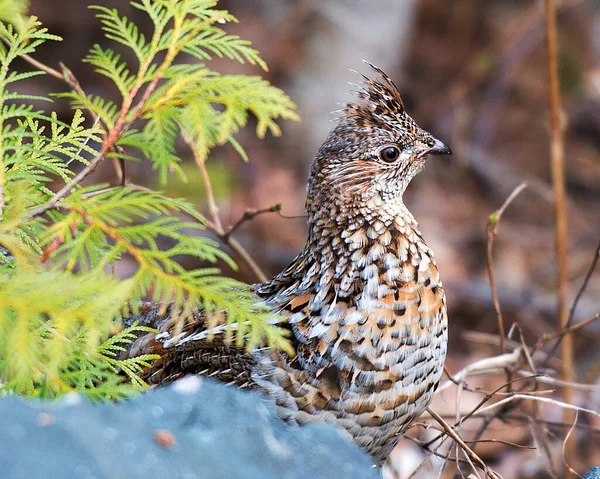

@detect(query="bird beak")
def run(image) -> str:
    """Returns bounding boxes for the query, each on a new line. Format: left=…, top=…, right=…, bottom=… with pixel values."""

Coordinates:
left=417, top=138, right=452, bottom=159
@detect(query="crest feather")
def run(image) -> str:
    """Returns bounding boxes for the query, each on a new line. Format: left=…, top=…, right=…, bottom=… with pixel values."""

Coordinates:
left=342, top=62, right=405, bottom=127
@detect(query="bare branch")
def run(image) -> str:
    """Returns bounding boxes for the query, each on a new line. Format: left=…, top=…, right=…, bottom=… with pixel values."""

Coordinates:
left=476, top=393, right=600, bottom=420
left=514, top=324, right=558, bottom=478
left=222, top=204, right=283, bottom=242
left=194, top=150, right=224, bottom=233
left=535, top=312, right=600, bottom=357
left=226, top=236, right=268, bottom=283
left=184, top=134, right=268, bottom=283
left=486, top=181, right=528, bottom=353
left=562, top=412, right=581, bottom=478
left=463, top=439, right=535, bottom=450
left=517, top=371, right=600, bottom=391
left=506, top=414, right=600, bottom=434
left=544, top=241, right=600, bottom=365
left=427, top=407, right=501, bottom=479
left=567, top=240, right=600, bottom=328
left=406, top=434, right=472, bottom=470
left=437, top=349, right=523, bottom=394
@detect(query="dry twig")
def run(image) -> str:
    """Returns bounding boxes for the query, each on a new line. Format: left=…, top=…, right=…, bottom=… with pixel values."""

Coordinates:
left=543, top=240, right=600, bottom=365
left=426, top=407, right=501, bottom=479
left=184, top=134, right=271, bottom=283
left=485, top=181, right=528, bottom=354
left=476, top=393, right=600, bottom=421
left=437, top=349, right=524, bottom=395
left=222, top=204, right=283, bottom=242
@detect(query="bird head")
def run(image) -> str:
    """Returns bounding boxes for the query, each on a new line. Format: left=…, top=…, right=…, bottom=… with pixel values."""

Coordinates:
left=306, top=63, right=451, bottom=218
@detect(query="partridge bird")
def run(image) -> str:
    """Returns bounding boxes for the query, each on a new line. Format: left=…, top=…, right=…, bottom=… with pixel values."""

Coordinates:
left=125, top=63, right=451, bottom=466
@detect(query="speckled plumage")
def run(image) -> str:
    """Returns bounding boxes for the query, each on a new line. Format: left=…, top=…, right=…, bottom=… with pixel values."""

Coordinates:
left=125, top=64, right=451, bottom=466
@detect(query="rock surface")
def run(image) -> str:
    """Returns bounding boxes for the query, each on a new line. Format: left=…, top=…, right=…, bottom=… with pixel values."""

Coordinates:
left=0, top=377, right=379, bottom=479
left=584, top=467, right=600, bottom=479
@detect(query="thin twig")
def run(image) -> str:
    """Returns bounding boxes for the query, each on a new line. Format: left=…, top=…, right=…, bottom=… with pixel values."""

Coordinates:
left=4, top=37, right=63, bottom=79
left=427, top=407, right=501, bottom=479
left=222, top=204, right=282, bottom=241
left=426, top=373, right=537, bottom=450
left=463, top=439, right=535, bottom=450
left=506, top=414, right=600, bottom=433
left=486, top=181, right=528, bottom=354
left=566, top=239, right=600, bottom=329
left=441, top=343, right=525, bottom=449
left=454, top=308, right=597, bottom=455
left=477, top=393, right=600, bottom=420
left=517, top=370, right=600, bottom=391
left=23, top=140, right=114, bottom=221
left=544, top=240, right=600, bottom=364
left=11, top=43, right=97, bottom=121
left=437, top=348, right=523, bottom=394
left=545, top=0, right=575, bottom=469
left=516, top=325, right=558, bottom=478
left=562, top=412, right=581, bottom=478
left=407, top=434, right=460, bottom=478
left=15, top=61, right=121, bottom=220
left=433, top=412, right=600, bottom=433
left=537, top=312, right=600, bottom=353
left=406, top=435, right=471, bottom=467
left=60, top=63, right=126, bottom=180
left=58, top=62, right=87, bottom=97
left=194, top=150, right=224, bottom=233
left=226, top=236, right=269, bottom=283
left=184, top=134, right=268, bottom=283
left=530, top=415, right=559, bottom=479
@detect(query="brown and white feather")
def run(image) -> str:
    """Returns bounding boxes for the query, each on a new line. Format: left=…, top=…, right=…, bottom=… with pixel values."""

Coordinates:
left=124, top=63, right=451, bottom=466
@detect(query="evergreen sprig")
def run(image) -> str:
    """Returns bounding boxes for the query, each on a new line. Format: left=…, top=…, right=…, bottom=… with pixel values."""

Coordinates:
left=0, top=0, right=297, bottom=399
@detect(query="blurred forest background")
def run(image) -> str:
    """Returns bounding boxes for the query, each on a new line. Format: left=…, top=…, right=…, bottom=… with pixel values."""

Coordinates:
left=19, top=0, right=600, bottom=477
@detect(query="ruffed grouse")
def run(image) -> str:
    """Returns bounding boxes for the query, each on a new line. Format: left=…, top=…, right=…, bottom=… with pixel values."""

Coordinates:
left=125, top=64, right=451, bottom=466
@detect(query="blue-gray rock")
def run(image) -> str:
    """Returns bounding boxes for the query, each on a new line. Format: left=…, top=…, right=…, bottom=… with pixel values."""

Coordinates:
left=0, top=377, right=380, bottom=479
left=584, top=467, right=600, bottom=479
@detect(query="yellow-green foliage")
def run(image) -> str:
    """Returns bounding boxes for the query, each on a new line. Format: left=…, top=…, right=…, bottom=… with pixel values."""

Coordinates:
left=0, top=0, right=297, bottom=399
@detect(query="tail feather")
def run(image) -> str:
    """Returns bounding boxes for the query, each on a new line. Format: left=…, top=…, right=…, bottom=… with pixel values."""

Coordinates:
left=121, top=302, right=256, bottom=388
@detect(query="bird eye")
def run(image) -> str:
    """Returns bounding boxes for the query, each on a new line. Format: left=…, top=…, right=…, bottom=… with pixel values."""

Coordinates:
left=379, top=145, right=400, bottom=163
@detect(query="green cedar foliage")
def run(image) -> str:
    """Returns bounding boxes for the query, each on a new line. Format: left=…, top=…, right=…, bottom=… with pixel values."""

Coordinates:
left=0, top=0, right=298, bottom=399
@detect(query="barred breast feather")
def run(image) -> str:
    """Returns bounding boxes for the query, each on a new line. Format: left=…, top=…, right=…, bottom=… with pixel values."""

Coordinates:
left=253, top=205, right=448, bottom=465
